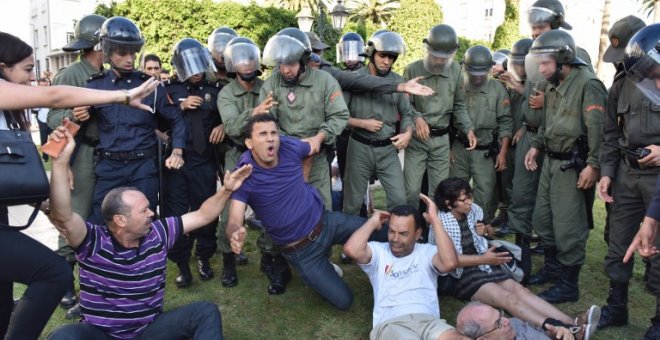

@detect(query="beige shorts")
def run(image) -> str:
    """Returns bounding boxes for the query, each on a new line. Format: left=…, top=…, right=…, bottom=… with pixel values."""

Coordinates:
left=370, top=313, right=454, bottom=340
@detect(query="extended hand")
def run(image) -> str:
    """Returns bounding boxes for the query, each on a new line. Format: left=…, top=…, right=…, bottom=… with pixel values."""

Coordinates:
left=253, top=91, right=278, bottom=116
left=128, top=77, right=160, bottom=112
left=398, top=76, right=434, bottom=96
left=223, top=164, right=253, bottom=192
left=420, top=193, right=440, bottom=225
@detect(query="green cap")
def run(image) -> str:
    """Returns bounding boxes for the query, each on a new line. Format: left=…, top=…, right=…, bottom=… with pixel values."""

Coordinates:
left=603, top=15, right=646, bottom=63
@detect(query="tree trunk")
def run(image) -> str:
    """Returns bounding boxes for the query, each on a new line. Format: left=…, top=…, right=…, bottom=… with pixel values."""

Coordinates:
left=596, top=0, right=612, bottom=81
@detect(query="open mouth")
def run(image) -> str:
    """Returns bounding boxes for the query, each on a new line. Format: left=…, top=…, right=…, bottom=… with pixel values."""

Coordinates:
left=266, top=145, right=275, bottom=156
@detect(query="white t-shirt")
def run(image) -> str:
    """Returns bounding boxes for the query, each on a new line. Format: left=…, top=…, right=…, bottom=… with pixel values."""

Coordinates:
left=359, top=242, right=444, bottom=327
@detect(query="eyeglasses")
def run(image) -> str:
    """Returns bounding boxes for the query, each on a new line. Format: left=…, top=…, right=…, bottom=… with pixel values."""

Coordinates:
left=456, top=195, right=473, bottom=204
left=480, top=310, right=504, bottom=338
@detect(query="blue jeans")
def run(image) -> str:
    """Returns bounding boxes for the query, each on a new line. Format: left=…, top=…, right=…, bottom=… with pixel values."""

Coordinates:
left=281, top=211, right=388, bottom=310
left=47, top=301, right=223, bottom=340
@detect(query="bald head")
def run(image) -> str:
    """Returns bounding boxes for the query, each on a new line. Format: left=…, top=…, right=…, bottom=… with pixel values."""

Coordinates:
left=456, top=302, right=514, bottom=340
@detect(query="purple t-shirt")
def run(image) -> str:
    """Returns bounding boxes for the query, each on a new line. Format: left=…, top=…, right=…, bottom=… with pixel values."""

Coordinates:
left=75, top=216, right=182, bottom=339
left=232, top=136, right=324, bottom=245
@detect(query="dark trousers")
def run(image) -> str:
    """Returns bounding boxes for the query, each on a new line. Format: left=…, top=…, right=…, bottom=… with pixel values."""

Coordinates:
left=0, top=207, right=72, bottom=340
left=164, top=153, right=218, bottom=263
left=48, top=301, right=223, bottom=340
left=37, top=120, right=51, bottom=161
left=89, top=157, right=159, bottom=225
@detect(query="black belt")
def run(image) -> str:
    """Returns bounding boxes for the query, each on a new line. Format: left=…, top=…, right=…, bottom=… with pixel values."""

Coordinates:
left=524, top=122, right=538, bottom=133
left=474, top=144, right=490, bottom=151
left=350, top=133, right=392, bottom=147
left=281, top=213, right=324, bottom=253
left=225, top=138, right=247, bottom=153
left=546, top=149, right=572, bottom=160
left=97, top=148, right=156, bottom=161
left=429, top=127, right=450, bottom=138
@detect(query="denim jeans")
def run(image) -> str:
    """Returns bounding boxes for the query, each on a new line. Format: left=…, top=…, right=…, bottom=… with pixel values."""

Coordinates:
left=281, top=211, right=388, bottom=310
left=48, top=301, right=223, bottom=340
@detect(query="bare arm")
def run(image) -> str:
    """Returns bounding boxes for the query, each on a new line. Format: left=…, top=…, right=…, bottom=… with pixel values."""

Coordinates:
left=226, top=200, right=248, bottom=254
left=47, top=125, right=87, bottom=248
left=181, top=165, right=252, bottom=234
left=420, top=194, right=458, bottom=273
left=343, top=210, right=390, bottom=264
left=0, top=78, right=159, bottom=111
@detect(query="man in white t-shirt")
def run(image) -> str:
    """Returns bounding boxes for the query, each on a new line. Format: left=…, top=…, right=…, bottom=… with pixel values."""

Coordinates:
left=344, top=194, right=465, bottom=340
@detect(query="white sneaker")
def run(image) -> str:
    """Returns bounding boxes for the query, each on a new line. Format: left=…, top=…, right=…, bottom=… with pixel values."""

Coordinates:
left=331, top=262, right=343, bottom=277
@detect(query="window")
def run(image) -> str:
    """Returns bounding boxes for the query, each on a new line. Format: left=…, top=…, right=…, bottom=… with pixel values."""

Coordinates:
left=33, top=29, right=39, bottom=47
left=66, top=32, right=75, bottom=43
left=43, top=25, right=48, bottom=46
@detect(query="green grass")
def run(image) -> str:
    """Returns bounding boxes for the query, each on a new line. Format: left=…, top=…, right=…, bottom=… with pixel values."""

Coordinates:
left=17, top=188, right=654, bottom=339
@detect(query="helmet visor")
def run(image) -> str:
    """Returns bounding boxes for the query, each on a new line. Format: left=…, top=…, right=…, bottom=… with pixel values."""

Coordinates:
left=224, top=43, right=261, bottom=74
left=525, top=52, right=556, bottom=84
left=492, top=51, right=508, bottom=66
left=627, top=49, right=660, bottom=105
left=208, top=33, right=235, bottom=55
left=426, top=45, right=456, bottom=58
left=262, top=36, right=305, bottom=67
left=371, top=32, right=406, bottom=56
left=336, top=41, right=365, bottom=63
left=423, top=52, right=454, bottom=75
left=528, top=6, right=556, bottom=25
left=174, top=48, right=216, bottom=81
left=507, top=59, right=527, bottom=82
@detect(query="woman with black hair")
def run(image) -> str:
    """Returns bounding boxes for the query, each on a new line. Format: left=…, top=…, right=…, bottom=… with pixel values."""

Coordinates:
left=430, top=178, right=599, bottom=339
left=0, top=31, right=158, bottom=339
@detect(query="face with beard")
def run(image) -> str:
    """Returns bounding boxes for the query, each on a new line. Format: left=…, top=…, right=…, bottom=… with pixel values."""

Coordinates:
left=468, top=73, right=488, bottom=87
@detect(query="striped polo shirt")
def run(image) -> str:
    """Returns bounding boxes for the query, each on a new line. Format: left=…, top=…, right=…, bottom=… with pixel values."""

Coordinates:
left=75, top=216, right=182, bottom=339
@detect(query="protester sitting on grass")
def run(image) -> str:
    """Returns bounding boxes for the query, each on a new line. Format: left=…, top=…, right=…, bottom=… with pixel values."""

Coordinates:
left=429, top=178, right=600, bottom=337
left=46, top=124, right=252, bottom=339
left=343, top=197, right=465, bottom=340
left=457, top=302, right=583, bottom=340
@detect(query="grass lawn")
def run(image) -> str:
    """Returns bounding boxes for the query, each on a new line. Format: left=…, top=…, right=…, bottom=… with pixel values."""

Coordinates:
left=20, top=188, right=654, bottom=339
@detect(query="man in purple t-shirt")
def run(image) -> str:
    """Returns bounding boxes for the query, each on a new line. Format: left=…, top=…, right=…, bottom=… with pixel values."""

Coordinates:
left=227, top=114, right=388, bottom=310
left=46, top=125, right=252, bottom=339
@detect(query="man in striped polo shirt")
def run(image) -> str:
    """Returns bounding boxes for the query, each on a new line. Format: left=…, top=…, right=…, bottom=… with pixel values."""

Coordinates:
left=47, top=124, right=252, bottom=339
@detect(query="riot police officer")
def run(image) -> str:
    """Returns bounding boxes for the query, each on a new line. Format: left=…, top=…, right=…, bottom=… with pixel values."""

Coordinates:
left=336, top=32, right=365, bottom=71
left=164, top=38, right=224, bottom=288
left=207, top=26, right=238, bottom=85
left=47, top=12, right=107, bottom=320
left=403, top=24, right=476, bottom=209
left=524, top=30, right=606, bottom=303
left=449, top=45, right=512, bottom=224
left=342, top=30, right=415, bottom=215
left=85, top=16, right=185, bottom=224
left=597, top=19, right=657, bottom=332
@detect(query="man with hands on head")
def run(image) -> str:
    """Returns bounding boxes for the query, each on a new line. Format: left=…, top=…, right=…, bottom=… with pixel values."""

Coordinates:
left=47, top=122, right=252, bottom=340
left=343, top=195, right=464, bottom=340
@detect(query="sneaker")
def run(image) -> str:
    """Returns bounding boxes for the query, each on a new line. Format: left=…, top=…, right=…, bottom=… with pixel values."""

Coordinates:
left=571, top=324, right=593, bottom=340
left=575, top=305, right=601, bottom=328
left=65, top=303, right=81, bottom=320
left=331, top=262, right=343, bottom=278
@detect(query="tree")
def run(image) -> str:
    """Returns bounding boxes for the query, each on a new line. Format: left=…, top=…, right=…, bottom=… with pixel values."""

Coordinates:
left=641, top=0, right=660, bottom=22
left=265, top=0, right=316, bottom=13
left=491, top=0, right=520, bottom=51
left=596, top=0, right=612, bottom=80
left=456, top=36, right=491, bottom=63
left=347, top=0, right=400, bottom=26
left=387, top=0, right=442, bottom=73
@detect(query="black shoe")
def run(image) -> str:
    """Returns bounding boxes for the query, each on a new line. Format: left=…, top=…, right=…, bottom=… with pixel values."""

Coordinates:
left=197, top=259, right=214, bottom=281
left=528, top=247, right=561, bottom=285
left=60, top=288, right=77, bottom=309
left=531, top=243, right=544, bottom=255
left=645, top=323, right=660, bottom=340
left=221, top=252, right=238, bottom=287
left=340, top=252, right=352, bottom=264
left=236, top=251, right=249, bottom=265
left=65, top=303, right=81, bottom=320
left=538, top=265, right=580, bottom=303
left=597, top=281, right=629, bottom=329
left=267, top=254, right=291, bottom=295
left=175, top=262, right=193, bottom=288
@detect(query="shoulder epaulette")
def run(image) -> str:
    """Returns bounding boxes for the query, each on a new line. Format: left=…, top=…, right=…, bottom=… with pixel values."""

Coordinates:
left=204, top=79, right=222, bottom=88
left=87, top=71, right=107, bottom=82
left=137, top=71, right=153, bottom=80
left=164, top=77, right=183, bottom=87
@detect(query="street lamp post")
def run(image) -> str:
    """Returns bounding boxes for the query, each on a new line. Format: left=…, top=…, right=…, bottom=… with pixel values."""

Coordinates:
left=297, top=1, right=350, bottom=38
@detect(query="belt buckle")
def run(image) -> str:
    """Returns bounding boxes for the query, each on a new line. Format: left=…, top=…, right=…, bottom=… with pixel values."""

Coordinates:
left=308, top=227, right=319, bottom=242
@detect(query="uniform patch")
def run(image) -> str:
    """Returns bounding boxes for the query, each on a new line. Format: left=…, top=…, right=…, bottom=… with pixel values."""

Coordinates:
left=329, top=91, right=343, bottom=102
left=585, top=104, right=605, bottom=112
left=502, top=98, right=510, bottom=106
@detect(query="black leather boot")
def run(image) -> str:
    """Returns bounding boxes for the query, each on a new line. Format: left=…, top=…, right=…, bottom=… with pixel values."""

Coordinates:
left=515, top=234, right=532, bottom=285
left=266, top=254, right=291, bottom=295
left=645, top=303, right=660, bottom=340
left=598, top=281, right=629, bottom=329
left=197, top=258, right=214, bottom=281
left=538, top=264, right=580, bottom=303
left=235, top=251, right=249, bottom=265
left=175, top=261, right=193, bottom=288
left=529, top=246, right=561, bottom=285
left=221, top=252, right=238, bottom=287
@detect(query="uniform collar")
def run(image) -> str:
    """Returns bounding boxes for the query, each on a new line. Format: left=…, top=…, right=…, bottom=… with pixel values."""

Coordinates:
left=552, top=67, right=579, bottom=96
left=108, top=70, right=139, bottom=85
left=277, top=68, right=315, bottom=88
left=230, top=78, right=262, bottom=96
left=80, top=57, right=103, bottom=74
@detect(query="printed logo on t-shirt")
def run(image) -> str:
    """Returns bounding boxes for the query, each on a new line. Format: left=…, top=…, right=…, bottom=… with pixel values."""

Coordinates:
left=385, top=263, right=420, bottom=279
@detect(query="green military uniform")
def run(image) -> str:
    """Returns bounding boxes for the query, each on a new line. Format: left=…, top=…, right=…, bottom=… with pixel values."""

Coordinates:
left=261, top=67, right=349, bottom=210
left=508, top=81, right=546, bottom=237
left=499, top=86, right=525, bottom=207
left=402, top=60, right=472, bottom=206
left=206, top=70, right=231, bottom=86
left=450, top=77, right=512, bottom=222
left=576, top=47, right=594, bottom=74
left=47, top=58, right=101, bottom=263
left=531, top=66, right=606, bottom=266
left=601, top=75, right=660, bottom=282
left=217, top=77, right=277, bottom=254
left=343, top=67, right=415, bottom=215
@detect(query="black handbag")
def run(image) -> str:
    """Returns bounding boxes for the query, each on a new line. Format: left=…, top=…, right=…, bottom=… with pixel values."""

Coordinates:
left=0, top=111, right=50, bottom=230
